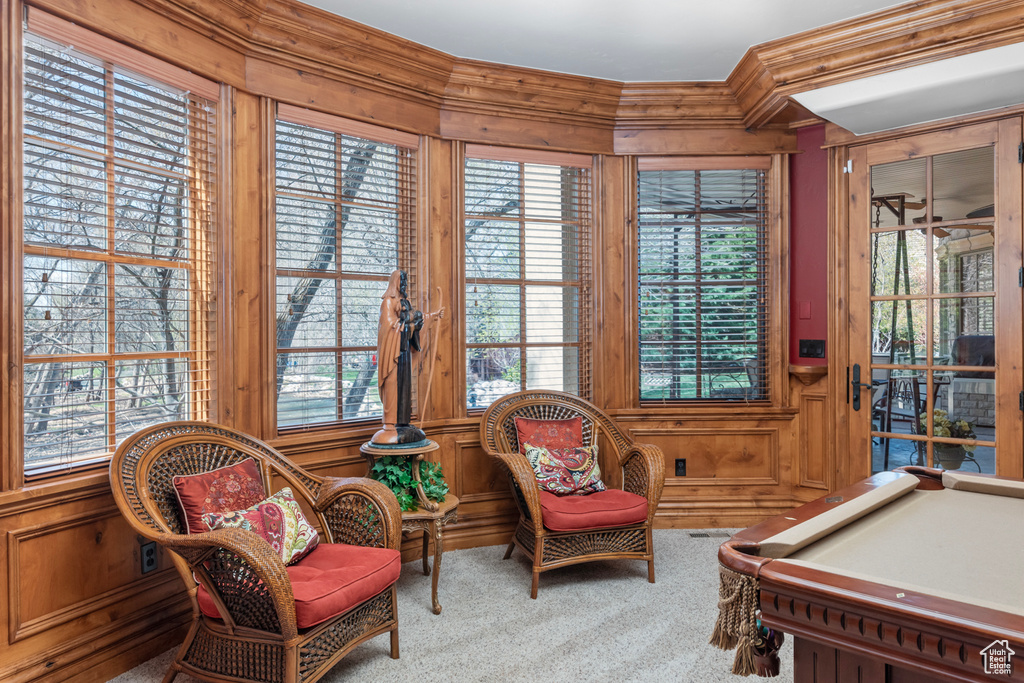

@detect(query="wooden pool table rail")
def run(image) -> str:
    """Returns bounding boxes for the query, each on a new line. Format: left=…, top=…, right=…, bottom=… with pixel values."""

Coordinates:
left=718, top=467, right=1024, bottom=682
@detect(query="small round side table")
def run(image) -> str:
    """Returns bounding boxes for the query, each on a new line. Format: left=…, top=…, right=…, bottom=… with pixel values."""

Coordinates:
left=360, top=440, right=459, bottom=614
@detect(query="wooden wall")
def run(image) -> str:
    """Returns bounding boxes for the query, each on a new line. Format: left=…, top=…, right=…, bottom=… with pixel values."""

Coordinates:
left=0, top=0, right=1020, bottom=679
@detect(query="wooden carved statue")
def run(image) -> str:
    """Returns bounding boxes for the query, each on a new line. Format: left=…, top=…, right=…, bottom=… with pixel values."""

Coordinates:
left=372, top=270, right=444, bottom=445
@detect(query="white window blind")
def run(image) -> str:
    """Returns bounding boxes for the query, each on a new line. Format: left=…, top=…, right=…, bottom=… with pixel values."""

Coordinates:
left=637, top=164, right=768, bottom=401
left=22, top=28, right=218, bottom=474
left=464, top=148, right=592, bottom=409
left=274, top=109, right=417, bottom=428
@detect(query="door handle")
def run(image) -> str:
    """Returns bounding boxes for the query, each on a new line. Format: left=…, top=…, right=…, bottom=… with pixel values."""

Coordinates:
left=850, top=364, right=873, bottom=411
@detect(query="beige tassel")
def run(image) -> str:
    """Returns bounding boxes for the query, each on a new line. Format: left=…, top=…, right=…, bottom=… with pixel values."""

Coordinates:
left=710, top=563, right=762, bottom=676
left=709, top=614, right=737, bottom=650
left=732, top=635, right=757, bottom=676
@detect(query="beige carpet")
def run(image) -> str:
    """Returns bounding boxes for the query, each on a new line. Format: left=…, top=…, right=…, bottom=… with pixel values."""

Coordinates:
left=108, top=529, right=793, bottom=682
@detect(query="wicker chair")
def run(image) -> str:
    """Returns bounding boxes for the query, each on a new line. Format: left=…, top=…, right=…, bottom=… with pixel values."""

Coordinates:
left=109, top=421, right=403, bottom=683
left=479, top=390, right=665, bottom=598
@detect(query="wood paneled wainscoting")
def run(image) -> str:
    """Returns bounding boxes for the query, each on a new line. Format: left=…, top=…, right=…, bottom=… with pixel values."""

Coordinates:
left=603, top=370, right=831, bottom=530
left=0, top=479, right=192, bottom=682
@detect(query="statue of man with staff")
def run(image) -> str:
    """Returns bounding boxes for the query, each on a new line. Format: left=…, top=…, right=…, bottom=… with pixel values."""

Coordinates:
left=372, top=269, right=444, bottom=445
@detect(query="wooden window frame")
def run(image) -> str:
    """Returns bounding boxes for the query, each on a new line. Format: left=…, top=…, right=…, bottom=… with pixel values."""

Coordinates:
left=17, top=12, right=220, bottom=481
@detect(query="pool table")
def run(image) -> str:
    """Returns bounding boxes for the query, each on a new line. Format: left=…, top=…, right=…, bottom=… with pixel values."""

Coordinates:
left=717, top=466, right=1024, bottom=682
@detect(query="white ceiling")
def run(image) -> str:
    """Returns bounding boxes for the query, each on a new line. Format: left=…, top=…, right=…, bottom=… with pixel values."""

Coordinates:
left=793, top=41, right=1024, bottom=134
left=303, top=0, right=905, bottom=82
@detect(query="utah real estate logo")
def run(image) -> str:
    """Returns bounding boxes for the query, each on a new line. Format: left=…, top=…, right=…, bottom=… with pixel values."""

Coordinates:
left=982, top=640, right=1015, bottom=676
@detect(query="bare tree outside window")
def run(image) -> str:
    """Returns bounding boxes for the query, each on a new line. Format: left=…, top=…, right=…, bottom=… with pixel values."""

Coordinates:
left=464, top=154, right=592, bottom=409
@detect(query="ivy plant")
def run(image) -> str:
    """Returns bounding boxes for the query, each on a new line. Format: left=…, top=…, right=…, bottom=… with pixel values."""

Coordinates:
left=370, top=455, right=448, bottom=512
left=419, top=460, right=449, bottom=504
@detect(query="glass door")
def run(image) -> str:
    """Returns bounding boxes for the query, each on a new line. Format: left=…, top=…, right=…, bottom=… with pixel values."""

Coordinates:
left=848, top=120, right=1023, bottom=477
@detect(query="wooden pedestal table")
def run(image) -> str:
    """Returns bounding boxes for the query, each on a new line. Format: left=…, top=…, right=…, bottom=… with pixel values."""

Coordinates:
left=400, top=495, right=459, bottom=614
left=360, top=440, right=459, bottom=614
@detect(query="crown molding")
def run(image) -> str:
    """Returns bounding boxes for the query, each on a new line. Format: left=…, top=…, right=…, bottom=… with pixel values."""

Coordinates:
left=616, top=82, right=744, bottom=128
left=441, top=60, right=623, bottom=125
left=28, top=0, right=1024, bottom=143
left=731, top=0, right=1024, bottom=129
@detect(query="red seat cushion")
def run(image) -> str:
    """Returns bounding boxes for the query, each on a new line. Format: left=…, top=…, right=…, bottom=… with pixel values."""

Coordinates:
left=539, top=489, right=648, bottom=532
left=197, top=543, right=401, bottom=629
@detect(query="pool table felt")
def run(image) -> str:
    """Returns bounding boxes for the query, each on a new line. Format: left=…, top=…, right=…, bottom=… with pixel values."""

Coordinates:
left=761, top=472, right=1024, bottom=616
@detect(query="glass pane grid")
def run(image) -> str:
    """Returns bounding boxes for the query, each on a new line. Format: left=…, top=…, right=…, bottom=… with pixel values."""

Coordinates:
left=277, top=352, right=337, bottom=427
left=113, top=358, right=194, bottom=439
left=23, top=360, right=108, bottom=469
left=464, top=156, right=591, bottom=409
left=24, top=256, right=107, bottom=356
left=114, top=72, right=190, bottom=173
left=637, top=168, right=768, bottom=402
left=114, top=265, right=190, bottom=353
left=114, top=166, right=190, bottom=259
left=21, top=31, right=217, bottom=474
left=869, top=147, right=996, bottom=475
left=24, top=38, right=107, bottom=154
left=24, top=142, right=107, bottom=249
left=275, top=118, right=416, bottom=428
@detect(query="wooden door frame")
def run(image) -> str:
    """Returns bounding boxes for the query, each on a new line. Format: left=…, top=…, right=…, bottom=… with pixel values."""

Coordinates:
left=831, top=117, right=1024, bottom=489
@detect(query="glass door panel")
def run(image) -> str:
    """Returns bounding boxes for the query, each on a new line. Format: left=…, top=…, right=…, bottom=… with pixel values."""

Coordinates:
left=871, top=229, right=927, bottom=296
left=870, top=299, right=927, bottom=365
left=865, top=140, right=999, bottom=474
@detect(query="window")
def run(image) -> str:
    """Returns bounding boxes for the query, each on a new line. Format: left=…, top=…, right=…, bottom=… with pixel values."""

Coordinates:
left=463, top=146, right=592, bottom=409
left=956, top=250, right=994, bottom=335
left=274, top=105, right=418, bottom=428
left=637, top=159, right=769, bottom=402
left=21, top=14, right=218, bottom=474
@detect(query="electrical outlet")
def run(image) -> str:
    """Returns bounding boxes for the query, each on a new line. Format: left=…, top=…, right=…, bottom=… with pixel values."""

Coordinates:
left=141, top=541, right=158, bottom=574
left=798, top=339, right=826, bottom=358
left=675, top=459, right=686, bottom=477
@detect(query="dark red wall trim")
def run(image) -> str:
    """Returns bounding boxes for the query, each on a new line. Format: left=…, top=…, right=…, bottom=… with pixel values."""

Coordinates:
left=789, top=125, right=828, bottom=365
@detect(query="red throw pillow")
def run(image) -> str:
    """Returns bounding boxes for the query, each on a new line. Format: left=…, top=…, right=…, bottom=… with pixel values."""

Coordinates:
left=514, top=416, right=584, bottom=454
left=173, top=458, right=266, bottom=534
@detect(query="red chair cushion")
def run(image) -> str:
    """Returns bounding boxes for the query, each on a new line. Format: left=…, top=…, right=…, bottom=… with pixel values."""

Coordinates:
left=514, top=416, right=584, bottom=454
left=197, top=543, right=401, bottom=629
left=539, top=489, right=648, bottom=531
left=173, top=458, right=266, bottom=534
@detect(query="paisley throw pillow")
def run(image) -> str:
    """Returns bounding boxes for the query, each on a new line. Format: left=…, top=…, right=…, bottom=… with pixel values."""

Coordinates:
left=202, top=487, right=320, bottom=565
left=523, top=443, right=606, bottom=495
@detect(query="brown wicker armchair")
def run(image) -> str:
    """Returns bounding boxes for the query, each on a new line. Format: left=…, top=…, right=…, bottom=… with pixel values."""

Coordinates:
left=109, top=421, right=404, bottom=683
left=479, top=390, right=665, bottom=598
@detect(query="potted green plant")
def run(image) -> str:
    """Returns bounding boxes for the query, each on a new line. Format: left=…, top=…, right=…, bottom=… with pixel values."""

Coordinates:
left=370, top=455, right=449, bottom=511
left=919, top=409, right=976, bottom=470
